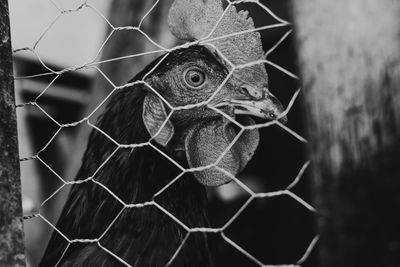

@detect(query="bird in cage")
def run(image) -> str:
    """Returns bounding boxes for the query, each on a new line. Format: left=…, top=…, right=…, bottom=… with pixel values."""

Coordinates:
left=39, top=0, right=286, bottom=266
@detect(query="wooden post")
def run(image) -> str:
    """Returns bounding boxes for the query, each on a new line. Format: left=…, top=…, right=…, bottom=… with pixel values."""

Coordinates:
left=0, top=1, right=26, bottom=266
left=291, top=0, right=400, bottom=266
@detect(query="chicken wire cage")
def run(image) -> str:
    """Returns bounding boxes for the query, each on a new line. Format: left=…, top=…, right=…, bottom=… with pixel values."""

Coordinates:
left=10, top=0, right=318, bottom=266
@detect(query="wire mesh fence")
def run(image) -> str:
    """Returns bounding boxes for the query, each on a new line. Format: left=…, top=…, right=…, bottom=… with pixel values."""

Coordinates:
left=12, top=0, right=319, bottom=266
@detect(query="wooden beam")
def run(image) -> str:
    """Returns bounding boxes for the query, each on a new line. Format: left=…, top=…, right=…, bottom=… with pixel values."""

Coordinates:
left=0, top=1, right=26, bottom=266
left=291, top=0, right=400, bottom=266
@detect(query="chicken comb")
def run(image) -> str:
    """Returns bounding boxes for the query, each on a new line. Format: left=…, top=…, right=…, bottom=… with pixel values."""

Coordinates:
left=168, top=0, right=268, bottom=88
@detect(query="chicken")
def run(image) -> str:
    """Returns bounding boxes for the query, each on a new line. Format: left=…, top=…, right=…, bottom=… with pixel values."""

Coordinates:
left=38, top=45, right=285, bottom=267
left=39, top=0, right=288, bottom=264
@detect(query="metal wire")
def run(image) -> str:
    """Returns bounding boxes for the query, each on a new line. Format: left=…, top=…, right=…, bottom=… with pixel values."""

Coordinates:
left=14, top=0, right=318, bottom=266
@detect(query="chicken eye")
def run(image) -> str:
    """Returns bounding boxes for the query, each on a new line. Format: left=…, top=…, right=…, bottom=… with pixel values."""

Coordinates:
left=184, top=69, right=206, bottom=88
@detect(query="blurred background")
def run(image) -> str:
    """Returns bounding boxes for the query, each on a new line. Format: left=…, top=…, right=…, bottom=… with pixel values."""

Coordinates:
left=9, top=0, right=315, bottom=266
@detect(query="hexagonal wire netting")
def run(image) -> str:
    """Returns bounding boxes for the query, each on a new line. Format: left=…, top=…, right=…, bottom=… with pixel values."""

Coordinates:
left=14, top=0, right=319, bottom=266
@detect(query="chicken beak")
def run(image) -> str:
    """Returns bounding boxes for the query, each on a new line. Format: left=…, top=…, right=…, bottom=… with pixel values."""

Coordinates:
left=231, top=91, right=287, bottom=124
left=216, top=84, right=288, bottom=124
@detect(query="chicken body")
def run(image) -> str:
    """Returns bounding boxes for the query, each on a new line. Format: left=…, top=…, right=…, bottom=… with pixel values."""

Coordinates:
left=39, top=45, right=284, bottom=267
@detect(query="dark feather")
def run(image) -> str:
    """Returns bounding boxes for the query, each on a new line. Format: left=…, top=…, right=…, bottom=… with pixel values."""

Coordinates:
left=39, top=46, right=219, bottom=267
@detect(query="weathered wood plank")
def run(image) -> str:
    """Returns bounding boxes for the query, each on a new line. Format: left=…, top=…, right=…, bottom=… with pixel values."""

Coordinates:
left=0, top=1, right=26, bottom=266
left=291, top=0, right=400, bottom=266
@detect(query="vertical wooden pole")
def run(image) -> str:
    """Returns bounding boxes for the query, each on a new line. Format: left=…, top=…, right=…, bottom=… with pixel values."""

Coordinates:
left=0, top=1, right=26, bottom=266
left=291, top=0, right=400, bottom=266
